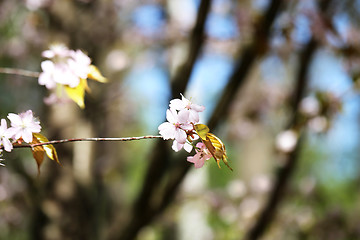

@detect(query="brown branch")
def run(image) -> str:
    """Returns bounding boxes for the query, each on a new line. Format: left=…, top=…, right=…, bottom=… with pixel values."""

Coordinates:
left=170, top=0, right=211, bottom=97
left=7, top=136, right=162, bottom=149
left=208, top=0, right=283, bottom=129
left=0, top=67, right=40, bottom=78
left=243, top=40, right=317, bottom=240
left=114, top=1, right=213, bottom=239
left=242, top=1, right=332, bottom=238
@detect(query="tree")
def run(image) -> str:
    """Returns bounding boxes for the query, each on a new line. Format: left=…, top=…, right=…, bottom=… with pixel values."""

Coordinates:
left=1, top=0, right=360, bottom=239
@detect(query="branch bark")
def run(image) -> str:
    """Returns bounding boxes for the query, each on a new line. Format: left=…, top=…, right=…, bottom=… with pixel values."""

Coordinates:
left=114, top=1, right=213, bottom=239
left=242, top=38, right=317, bottom=240
left=8, top=135, right=162, bottom=149
left=243, top=2, right=331, bottom=239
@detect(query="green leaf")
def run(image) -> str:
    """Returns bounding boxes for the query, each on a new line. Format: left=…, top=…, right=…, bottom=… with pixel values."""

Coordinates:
left=194, top=124, right=210, bottom=140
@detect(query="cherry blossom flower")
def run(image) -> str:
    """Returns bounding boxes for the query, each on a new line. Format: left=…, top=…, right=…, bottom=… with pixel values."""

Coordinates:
left=38, top=60, right=61, bottom=89
left=0, top=119, right=13, bottom=152
left=52, top=64, right=81, bottom=88
left=187, top=142, right=212, bottom=168
left=68, top=50, right=91, bottom=79
left=39, top=60, right=80, bottom=89
left=172, top=140, right=193, bottom=153
left=158, top=108, right=193, bottom=144
left=39, top=46, right=91, bottom=89
left=7, top=110, right=41, bottom=143
left=171, top=134, right=199, bottom=152
left=169, top=94, right=205, bottom=123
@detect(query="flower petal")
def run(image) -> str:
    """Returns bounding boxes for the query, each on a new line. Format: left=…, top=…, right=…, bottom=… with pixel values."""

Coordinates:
left=174, top=129, right=187, bottom=144
left=172, top=140, right=183, bottom=152
left=158, top=122, right=176, bottom=140
left=166, top=108, right=177, bottom=124
left=2, top=138, right=13, bottom=152
left=188, top=110, right=200, bottom=123
left=169, top=99, right=185, bottom=110
left=177, top=109, right=190, bottom=123
left=191, top=103, right=205, bottom=112
left=7, top=113, right=21, bottom=126
left=183, top=142, right=193, bottom=153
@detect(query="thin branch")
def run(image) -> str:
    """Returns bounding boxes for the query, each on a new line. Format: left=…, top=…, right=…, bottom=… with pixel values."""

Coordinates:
left=0, top=67, right=40, bottom=78
left=2, top=136, right=163, bottom=150
left=243, top=1, right=331, bottom=239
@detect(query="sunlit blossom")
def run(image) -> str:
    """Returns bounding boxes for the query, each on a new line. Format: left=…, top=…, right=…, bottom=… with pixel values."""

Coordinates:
left=68, top=50, right=91, bottom=79
left=169, top=94, right=205, bottom=123
left=0, top=119, right=13, bottom=152
left=7, top=110, right=41, bottom=143
left=42, top=44, right=71, bottom=59
left=39, top=46, right=91, bottom=89
left=158, top=108, right=193, bottom=144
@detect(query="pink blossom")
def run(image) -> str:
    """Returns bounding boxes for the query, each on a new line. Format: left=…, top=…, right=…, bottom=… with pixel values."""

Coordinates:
left=171, top=133, right=199, bottom=152
left=0, top=119, right=13, bottom=152
left=52, top=64, right=80, bottom=88
left=169, top=94, right=205, bottom=123
left=187, top=142, right=212, bottom=168
left=42, top=44, right=71, bottom=59
left=68, top=50, right=91, bottom=79
left=38, top=60, right=58, bottom=89
left=39, top=46, right=92, bottom=90
left=158, top=108, right=193, bottom=144
left=172, top=140, right=193, bottom=153
left=39, top=60, right=80, bottom=89
left=7, top=110, right=41, bottom=143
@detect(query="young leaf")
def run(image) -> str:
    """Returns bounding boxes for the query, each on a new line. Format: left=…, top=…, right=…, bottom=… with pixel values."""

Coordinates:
left=88, top=65, right=107, bottom=83
left=31, top=136, right=45, bottom=174
left=65, top=81, right=86, bottom=108
left=195, top=124, right=233, bottom=171
left=206, top=133, right=233, bottom=171
left=194, top=124, right=210, bottom=140
left=33, top=133, right=60, bottom=164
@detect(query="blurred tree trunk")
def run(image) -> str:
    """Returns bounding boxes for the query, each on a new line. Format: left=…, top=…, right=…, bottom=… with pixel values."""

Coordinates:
left=28, top=1, right=117, bottom=239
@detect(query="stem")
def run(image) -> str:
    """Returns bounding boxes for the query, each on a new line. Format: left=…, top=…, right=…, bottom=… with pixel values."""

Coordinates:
left=8, top=136, right=163, bottom=149
left=0, top=67, right=40, bottom=78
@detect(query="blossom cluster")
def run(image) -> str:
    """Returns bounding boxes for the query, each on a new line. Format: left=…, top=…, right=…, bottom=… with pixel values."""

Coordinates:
left=0, top=110, right=41, bottom=156
left=38, top=44, right=107, bottom=108
left=158, top=94, right=213, bottom=168
left=39, top=44, right=91, bottom=89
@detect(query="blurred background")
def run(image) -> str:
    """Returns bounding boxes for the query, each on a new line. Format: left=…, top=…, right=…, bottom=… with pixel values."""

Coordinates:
left=1, top=0, right=360, bottom=239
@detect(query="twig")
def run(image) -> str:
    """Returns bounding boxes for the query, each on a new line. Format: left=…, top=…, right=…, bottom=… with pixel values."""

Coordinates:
left=0, top=67, right=40, bottom=78
left=1, top=136, right=163, bottom=150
